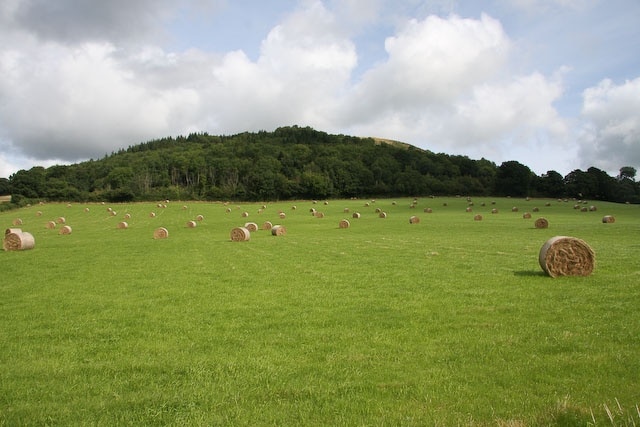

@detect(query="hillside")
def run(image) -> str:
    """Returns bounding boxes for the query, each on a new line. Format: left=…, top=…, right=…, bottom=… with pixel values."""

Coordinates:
left=4, top=126, right=639, bottom=204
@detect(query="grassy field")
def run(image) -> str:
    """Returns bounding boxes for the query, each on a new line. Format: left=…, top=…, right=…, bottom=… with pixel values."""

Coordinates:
left=1, top=197, right=639, bottom=426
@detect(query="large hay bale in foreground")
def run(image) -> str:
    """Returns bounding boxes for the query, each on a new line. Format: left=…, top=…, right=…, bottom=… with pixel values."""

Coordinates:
left=271, top=225, right=286, bottom=236
left=3, top=231, right=35, bottom=251
left=538, top=236, right=595, bottom=277
left=602, top=215, right=615, bottom=223
left=339, top=219, right=350, bottom=229
left=244, top=222, right=258, bottom=232
left=153, top=227, right=169, bottom=239
left=535, top=217, right=549, bottom=229
left=230, top=227, right=250, bottom=241
left=59, top=225, right=72, bottom=235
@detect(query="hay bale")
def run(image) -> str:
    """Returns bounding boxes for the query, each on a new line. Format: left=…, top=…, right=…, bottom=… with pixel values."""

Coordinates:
left=186, top=220, right=197, bottom=228
left=36, top=211, right=43, bottom=217
left=3, top=231, right=35, bottom=251
left=343, top=208, right=350, bottom=213
left=602, top=215, right=615, bottom=223
left=291, top=205, right=297, bottom=210
left=196, top=214, right=204, bottom=221
left=532, top=207, right=539, bottom=212
left=110, top=210, right=117, bottom=216
left=124, top=213, right=131, bottom=219
left=352, top=212, right=361, bottom=219
left=117, top=221, right=129, bottom=229
left=262, top=221, right=273, bottom=230
left=59, top=225, right=72, bottom=235
left=241, top=212, right=249, bottom=218
left=538, top=236, right=595, bottom=278
left=84, top=208, right=90, bottom=212
left=56, top=217, right=66, bottom=224
left=534, top=217, right=549, bottom=229
left=153, top=227, right=169, bottom=239
left=12, top=218, right=23, bottom=226
left=279, top=212, right=286, bottom=219
left=511, top=207, right=519, bottom=212
left=523, top=212, right=532, bottom=219
left=46, top=221, right=56, bottom=229
left=379, top=212, right=387, bottom=218
left=589, top=205, right=597, bottom=212
left=244, top=222, right=258, bottom=232
left=339, top=219, right=350, bottom=228
left=424, top=208, right=433, bottom=213
left=465, top=207, right=472, bottom=212
left=491, top=208, right=498, bottom=214
left=473, top=214, right=483, bottom=221
left=230, top=226, right=250, bottom=241
left=315, top=212, right=325, bottom=218
left=271, top=225, right=286, bottom=236
left=149, top=212, right=156, bottom=218
left=182, top=205, right=188, bottom=210
left=409, top=216, right=420, bottom=224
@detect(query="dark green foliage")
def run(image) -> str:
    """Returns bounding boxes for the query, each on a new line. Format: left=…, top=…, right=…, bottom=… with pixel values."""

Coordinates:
left=5, top=126, right=639, bottom=202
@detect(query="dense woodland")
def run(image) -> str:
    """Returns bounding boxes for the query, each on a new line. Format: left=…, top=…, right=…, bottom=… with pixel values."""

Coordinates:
left=1, top=126, right=638, bottom=207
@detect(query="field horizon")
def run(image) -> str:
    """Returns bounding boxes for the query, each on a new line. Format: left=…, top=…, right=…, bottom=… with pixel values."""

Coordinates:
left=2, top=196, right=639, bottom=425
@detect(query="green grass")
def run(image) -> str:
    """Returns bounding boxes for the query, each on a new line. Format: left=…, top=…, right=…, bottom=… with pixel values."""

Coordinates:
left=1, top=197, right=639, bottom=426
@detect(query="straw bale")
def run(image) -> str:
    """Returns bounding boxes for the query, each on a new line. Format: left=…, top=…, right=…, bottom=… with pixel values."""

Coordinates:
left=409, top=216, right=420, bottom=224
left=539, top=236, right=595, bottom=277
left=117, top=221, right=129, bottom=229
left=244, top=222, right=258, bottom=232
left=523, top=212, right=532, bottom=219
left=424, top=208, right=433, bottom=213
left=262, top=221, right=273, bottom=230
left=196, top=214, right=204, bottom=221
left=149, top=212, right=156, bottom=218
left=36, top=211, right=43, bottom=217
left=56, top=217, right=66, bottom=224
left=59, top=225, right=72, bottom=235
left=279, top=212, right=286, bottom=219
left=230, top=227, right=250, bottom=241
left=3, top=231, right=35, bottom=251
left=473, top=214, right=483, bottom=221
left=339, top=219, right=350, bottom=228
left=602, top=215, right=615, bottom=223
left=271, top=225, right=286, bottom=236
left=534, top=217, right=549, bottom=229
left=379, top=212, right=387, bottom=218
left=46, top=221, right=56, bottom=229
left=13, top=218, right=23, bottom=226
left=186, top=220, right=197, bottom=228
left=153, top=227, right=169, bottom=239
left=352, top=212, right=361, bottom=219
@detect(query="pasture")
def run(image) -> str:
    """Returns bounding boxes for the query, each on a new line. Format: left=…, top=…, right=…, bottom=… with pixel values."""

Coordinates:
left=1, top=197, right=639, bottom=426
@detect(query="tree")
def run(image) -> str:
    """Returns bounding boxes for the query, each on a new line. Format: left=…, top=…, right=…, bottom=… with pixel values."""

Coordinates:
left=618, top=166, right=637, bottom=181
left=495, top=161, right=532, bottom=197
left=536, top=170, right=565, bottom=198
left=0, top=178, right=10, bottom=196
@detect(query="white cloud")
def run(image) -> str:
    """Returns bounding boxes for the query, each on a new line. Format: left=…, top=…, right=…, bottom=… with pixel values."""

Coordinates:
left=578, top=77, right=640, bottom=174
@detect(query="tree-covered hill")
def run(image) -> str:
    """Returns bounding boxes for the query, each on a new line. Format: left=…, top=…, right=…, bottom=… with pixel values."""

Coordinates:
left=3, top=126, right=639, bottom=205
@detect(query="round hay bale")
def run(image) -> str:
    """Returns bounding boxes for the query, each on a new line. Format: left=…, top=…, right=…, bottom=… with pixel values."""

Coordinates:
left=186, top=220, right=197, bottom=228
left=375, top=208, right=381, bottom=213
left=409, top=216, right=420, bottom=224
left=523, top=212, right=532, bottom=219
left=182, top=205, right=188, bottom=210
left=580, top=207, right=588, bottom=212
left=291, top=205, right=297, bottom=210
left=107, top=207, right=113, bottom=212
left=279, top=212, right=286, bottom=219
left=244, top=222, right=258, bottom=232
left=225, top=207, right=232, bottom=213
left=424, top=208, right=433, bottom=213
left=149, top=212, right=156, bottom=218
left=36, top=211, right=43, bottom=217
left=532, top=207, right=539, bottom=212
left=241, top=212, right=249, bottom=218
left=230, top=227, right=250, bottom=241
left=491, top=208, right=498, bottom=214
left=124, top=213, right=131, bottom=219
left=465, top=207, right=472, bottom=212
left=339, top=219, right=350, bottom=229
left=262, top=221, right=273, bottom=230
left=84, top=208, right=90, bottom=213
left=589, top=205, right=597, bottom=212
left=196, top=214, right=204, bottom=221
left=46, top=221, right=56, bottom=229
left=153, top=227, right=169, bottom=239
left=602, top=215, right=615, bottom=223
left=535, top=217, right=549, bottom=229
left=315, top=212, right=325, bottom=218
left=473, top=214, right=483, bottom=221
left=13, top=218, right=23, bottom=226
left=56, top=217, right=66, bottom=224
left=538, top=236, right=595, bottom=278
left=3, top=231, right=35, bottom=251
left=343, top=207, right=350, bottom=213
left=117, top=221, right=129, bottom=229
left=59, top=225, right=72, bottom=235
left=310, top=208, right=317, bottom=214
left=511, top=207, right=519, bottom=212
left=352, top=212, right=361, bottom=219
left=379, top=212, right=387, bottom=218
left=110, top=210, right=117, bottom=216
left=271, top=225, right=286, bottom=236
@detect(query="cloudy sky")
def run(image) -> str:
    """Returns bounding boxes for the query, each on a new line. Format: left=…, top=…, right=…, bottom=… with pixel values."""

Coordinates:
left=1, top=0, right=639, bottom=179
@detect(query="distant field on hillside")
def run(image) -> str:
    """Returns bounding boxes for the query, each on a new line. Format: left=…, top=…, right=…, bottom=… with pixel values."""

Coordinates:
left=1, top=197, right=639, bottom=425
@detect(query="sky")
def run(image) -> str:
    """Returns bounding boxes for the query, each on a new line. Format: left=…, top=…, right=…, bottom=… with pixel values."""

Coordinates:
left=1, top=0, right=639, bottom=179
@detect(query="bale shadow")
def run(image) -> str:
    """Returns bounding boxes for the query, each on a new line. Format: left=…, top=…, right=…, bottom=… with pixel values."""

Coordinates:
left=514, top=270, right=546, bottom=277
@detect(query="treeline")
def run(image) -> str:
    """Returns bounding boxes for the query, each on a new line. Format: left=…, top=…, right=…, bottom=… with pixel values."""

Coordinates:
left=1, top=126, right=638, bottom=206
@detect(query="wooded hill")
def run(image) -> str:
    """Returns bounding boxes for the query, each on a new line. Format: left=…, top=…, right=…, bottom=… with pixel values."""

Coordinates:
left=2, top=126, right=639, bottom=205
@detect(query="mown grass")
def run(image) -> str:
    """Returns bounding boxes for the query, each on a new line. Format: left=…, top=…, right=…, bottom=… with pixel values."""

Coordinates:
left=1, top=197, right=639, bottom=426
